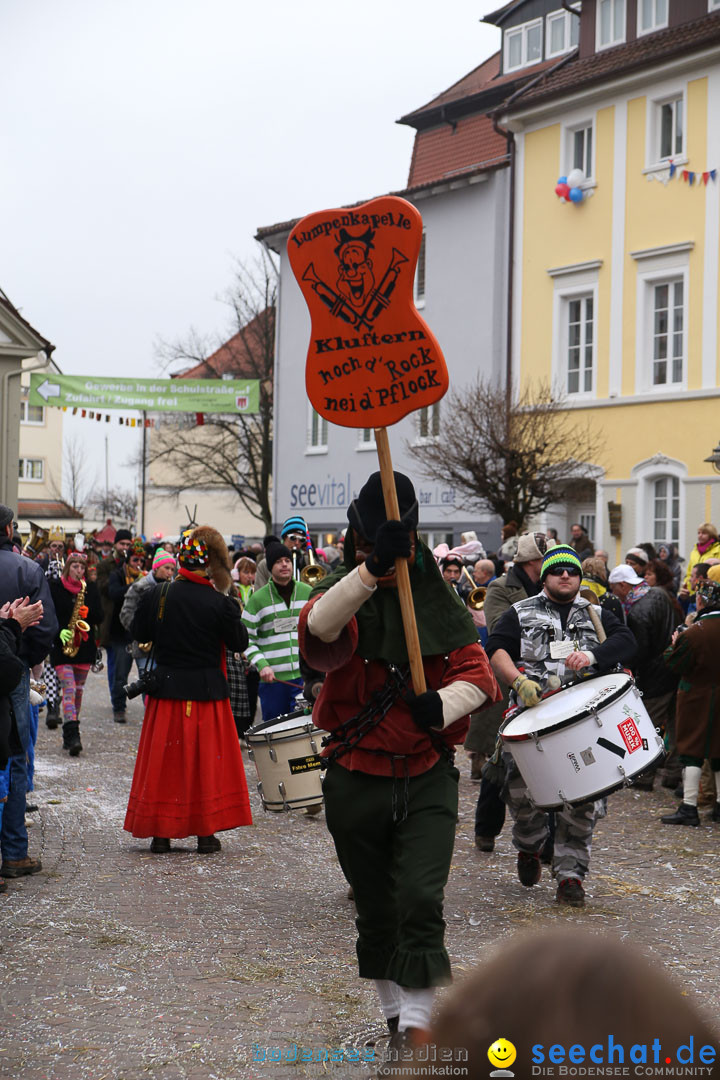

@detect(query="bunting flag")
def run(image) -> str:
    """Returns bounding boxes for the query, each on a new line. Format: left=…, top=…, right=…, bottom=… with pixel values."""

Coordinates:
left=65, top=408, right=162, bottom=428
left=670, top=159, right=717, bottom=187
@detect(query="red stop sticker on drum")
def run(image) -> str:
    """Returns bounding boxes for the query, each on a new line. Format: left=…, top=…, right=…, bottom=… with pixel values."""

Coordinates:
left=618, top=716, right=642, bottom=754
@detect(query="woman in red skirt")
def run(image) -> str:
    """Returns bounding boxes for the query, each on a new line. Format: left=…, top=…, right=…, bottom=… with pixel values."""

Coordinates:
left=124, top=526, right=252, bottom=853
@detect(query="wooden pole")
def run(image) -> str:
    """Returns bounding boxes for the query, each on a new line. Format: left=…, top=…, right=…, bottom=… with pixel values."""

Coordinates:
left=374, top=426, right=426, bottom=695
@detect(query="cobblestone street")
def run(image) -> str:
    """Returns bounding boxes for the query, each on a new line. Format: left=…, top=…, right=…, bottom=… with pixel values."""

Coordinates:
left=2, top=670, right=719, bottom=1080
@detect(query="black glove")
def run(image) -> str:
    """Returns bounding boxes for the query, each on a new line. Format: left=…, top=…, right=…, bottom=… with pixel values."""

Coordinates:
left=407, top=689, right=444, bottom=731
left=364, top=520, right=412, bottom=578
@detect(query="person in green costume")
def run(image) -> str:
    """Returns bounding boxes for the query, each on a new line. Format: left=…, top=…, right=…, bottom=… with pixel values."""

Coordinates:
left=298, top=471, right=499, bottom=1072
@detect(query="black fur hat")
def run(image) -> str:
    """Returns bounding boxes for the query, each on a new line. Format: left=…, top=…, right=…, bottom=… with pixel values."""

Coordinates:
left=347, top=472, right=418, bottom=542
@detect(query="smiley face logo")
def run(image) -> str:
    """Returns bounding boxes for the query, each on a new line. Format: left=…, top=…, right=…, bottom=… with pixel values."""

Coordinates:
left=488, top=1038, right=517, bottom=1071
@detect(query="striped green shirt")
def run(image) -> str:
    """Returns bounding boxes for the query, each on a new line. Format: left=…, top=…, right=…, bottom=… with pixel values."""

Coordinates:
left=241, top=579, right=312, bottom=680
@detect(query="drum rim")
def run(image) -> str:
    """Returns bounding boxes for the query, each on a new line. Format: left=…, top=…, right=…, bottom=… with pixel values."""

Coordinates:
left=246, top=709, right=313, bottom=737
left=528, top=744, right=664, bottom=808
left=502, top=673, right=634, bottom=740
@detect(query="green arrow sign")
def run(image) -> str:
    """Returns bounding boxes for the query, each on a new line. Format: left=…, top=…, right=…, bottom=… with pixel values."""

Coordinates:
left=29, top=373, right=259, bottom=414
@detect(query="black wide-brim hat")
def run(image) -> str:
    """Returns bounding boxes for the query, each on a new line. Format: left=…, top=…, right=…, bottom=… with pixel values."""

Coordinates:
left=347, top=471, right=418, bottom=542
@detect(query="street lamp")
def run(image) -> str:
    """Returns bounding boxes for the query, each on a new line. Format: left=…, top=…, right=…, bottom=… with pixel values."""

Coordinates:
left=704, top=440, right=720, bottom=474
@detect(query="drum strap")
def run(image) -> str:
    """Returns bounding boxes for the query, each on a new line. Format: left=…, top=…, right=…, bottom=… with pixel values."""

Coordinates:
left=586, top=603, right=607, bottom=643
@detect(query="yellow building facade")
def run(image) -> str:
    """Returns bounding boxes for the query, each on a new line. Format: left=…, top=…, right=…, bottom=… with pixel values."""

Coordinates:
left=505, top=40, right=720, bottom=563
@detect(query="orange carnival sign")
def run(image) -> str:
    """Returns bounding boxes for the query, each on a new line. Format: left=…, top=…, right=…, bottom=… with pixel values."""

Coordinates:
left=288, top=196, right=448, bottom=428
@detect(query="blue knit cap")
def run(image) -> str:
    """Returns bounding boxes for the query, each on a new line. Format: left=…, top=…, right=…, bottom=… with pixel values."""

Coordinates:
left=281, top=515, right=308, bottom=539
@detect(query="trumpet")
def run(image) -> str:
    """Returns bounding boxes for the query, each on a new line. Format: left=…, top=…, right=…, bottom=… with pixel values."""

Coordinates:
left=22, top=521, right=49, bottom=558
left=301, top=548, right=327, bottom=585
left=461, top=566, right=486, bottom=611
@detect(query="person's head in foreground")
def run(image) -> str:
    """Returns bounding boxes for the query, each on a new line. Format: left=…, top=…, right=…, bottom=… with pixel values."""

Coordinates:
left=414, top=929, right=718, bottom=1079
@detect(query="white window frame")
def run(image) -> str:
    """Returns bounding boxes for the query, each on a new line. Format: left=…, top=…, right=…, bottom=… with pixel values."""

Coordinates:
left=579, top=511, right=597, bottom=539
left=546, top=8, right=580, bottom=59
left=649, top=278, right=685, bottom=389
left=415, top=402, right=441, bottom=444
left=654, top=94, right=684, bottom=164
left=504, top=18, right=544, bottom=73
left=564, top=119, right=595, bottom=182
left=306, top=404, right=328, bottom=454
left=563, top=292, right=596, bottom=397
left=637, top=0, right=669, bottom=36
left=357, top=428, right=376, bottom=451
left=20, top=400, right=45, bottom=425
left=651, top=475, right=680, bottom=545
left=596, top=0, right=626, bottom=51
left=414, top=230, right=426, bottom=308
left=711, top=0, right=720, bottom=11
left=19, top=457, right=44, bottom=482
left=549, top=262, right=600, bottom=402
left=643, top=80, right=688, bottom=175
left=631, top=455, right=687, bottom=548
left=633, top=250, right=689, bottom=394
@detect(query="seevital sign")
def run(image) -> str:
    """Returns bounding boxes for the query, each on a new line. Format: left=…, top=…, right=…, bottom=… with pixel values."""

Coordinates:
left=29, top=374, right=259, bottom=414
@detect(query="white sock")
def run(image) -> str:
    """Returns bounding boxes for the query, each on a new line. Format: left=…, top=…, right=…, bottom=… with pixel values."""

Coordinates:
left=374, top=979, right=402, bottom=1023
left=683, top=766, right=702, bottom=807
left=398, top=986, right=435, bottom=1032
left=714, top=770, right=720, bottom=803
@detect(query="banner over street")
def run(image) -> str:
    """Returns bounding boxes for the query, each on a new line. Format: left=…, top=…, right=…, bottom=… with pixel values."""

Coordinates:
left=29, top=374, right=259, bottom=414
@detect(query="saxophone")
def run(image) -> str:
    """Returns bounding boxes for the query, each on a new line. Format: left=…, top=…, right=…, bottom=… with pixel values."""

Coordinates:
left=62, top=581, right=91, bottom=658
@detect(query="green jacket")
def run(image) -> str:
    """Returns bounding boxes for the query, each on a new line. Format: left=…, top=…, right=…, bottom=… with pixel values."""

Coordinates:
left=241, top=579, right=312, bottom=681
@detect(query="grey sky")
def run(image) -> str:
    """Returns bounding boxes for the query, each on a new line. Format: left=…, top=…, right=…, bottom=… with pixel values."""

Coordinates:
left=1, top=1, right=499, bottom=500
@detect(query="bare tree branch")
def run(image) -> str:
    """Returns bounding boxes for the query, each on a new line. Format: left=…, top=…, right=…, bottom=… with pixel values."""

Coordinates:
left=148, top=246, right=277, bottom=530
left=48, top=435, right=96, bottom=512
left=407, top=377, right=605, bottom=528
left=86, top=486, right=138, bottom=523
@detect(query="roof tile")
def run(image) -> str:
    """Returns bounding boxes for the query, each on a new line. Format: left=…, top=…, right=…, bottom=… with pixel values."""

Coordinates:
left=407, top=113, right=509, bottom=187
left=177, top=308, right=274, bottom=379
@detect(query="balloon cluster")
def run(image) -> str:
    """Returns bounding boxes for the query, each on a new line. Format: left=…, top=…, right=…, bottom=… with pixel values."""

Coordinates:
left=555, top=168, right=586, bottom=204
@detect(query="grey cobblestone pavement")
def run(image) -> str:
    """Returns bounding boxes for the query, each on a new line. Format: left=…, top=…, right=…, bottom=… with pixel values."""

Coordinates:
left=2, top=670, right=720, bottom=1080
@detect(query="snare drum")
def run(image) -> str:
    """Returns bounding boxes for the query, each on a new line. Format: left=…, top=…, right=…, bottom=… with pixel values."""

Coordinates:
left=501, top=673, right=664, bottom=809
left=245, top=709, right=328, bottom=812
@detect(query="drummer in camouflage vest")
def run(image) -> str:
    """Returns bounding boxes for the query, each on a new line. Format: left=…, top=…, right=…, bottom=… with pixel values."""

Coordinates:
left=485, top=545, right=636, bottom=907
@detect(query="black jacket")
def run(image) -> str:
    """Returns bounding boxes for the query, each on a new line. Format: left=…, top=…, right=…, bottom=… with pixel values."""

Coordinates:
left=626, top=586, right=679, bottom=696
left=48, top=579, right=103, bottom=666
left=133, top=577, right=248, bottom=700
left=0, top=539, right=58, bottom=666
left=0, top=618, right=25, bottom=766
left=107, top=567, right=137, bottom=643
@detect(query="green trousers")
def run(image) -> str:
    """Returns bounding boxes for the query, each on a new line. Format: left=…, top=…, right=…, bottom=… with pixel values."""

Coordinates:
left=323, top=756, right=459, bottom=988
